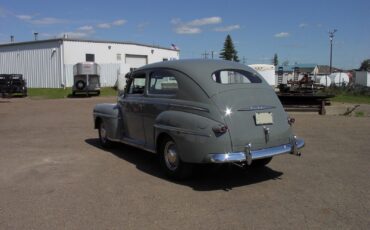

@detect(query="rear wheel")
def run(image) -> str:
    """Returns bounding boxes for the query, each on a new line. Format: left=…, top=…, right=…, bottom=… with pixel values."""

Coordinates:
left=159, top=137, right=193, bottom=180
left=251, top=157, right=272, bottom=168
left=98, top=120, right=113, bottom=148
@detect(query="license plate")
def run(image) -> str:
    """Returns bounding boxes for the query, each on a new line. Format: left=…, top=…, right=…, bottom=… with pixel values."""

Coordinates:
left=255, top=112, right=273, bottom=125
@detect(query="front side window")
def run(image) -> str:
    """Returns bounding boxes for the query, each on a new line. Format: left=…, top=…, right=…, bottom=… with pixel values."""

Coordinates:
left=212, top=69, right=261, bottom=84
left=127, top=73, right=146, bottom=94
left=148, top=71, right=178, bottom=95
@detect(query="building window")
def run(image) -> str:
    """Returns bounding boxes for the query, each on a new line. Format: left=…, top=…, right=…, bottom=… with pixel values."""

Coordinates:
left=86, top=54, right=95, bottom=62
left=117, top=54, right=122, bottom=61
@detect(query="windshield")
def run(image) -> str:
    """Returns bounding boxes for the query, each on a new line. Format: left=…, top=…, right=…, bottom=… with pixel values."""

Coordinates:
left=212, top=69, right=262, bottom=84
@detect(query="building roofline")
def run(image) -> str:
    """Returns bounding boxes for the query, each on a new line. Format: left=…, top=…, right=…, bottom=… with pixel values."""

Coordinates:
left=0, top=38, right=179, bottom=51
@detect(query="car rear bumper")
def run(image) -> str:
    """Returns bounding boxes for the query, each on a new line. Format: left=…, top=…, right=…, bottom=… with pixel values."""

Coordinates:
left=207, top=136, right=304, bottom=165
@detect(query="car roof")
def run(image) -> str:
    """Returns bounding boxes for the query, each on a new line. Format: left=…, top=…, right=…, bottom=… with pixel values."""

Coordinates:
left=135, top=59, right=268, bottom=97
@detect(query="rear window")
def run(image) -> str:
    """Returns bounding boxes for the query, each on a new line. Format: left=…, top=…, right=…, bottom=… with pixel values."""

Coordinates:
left=212, top=69, right=262, bottom=84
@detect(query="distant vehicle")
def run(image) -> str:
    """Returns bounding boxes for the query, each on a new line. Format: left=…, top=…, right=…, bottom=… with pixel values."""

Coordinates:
left=0, top=74, right=27, bottom=98
left=72, top=62, right=101, bottom=96
left=93, top=60, right=304, bottom=179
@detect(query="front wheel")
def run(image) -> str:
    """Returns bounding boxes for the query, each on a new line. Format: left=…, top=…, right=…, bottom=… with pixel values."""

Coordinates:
left=159, top=137, right=193, bottom=180
left=98, top=120, right=113, bottom=148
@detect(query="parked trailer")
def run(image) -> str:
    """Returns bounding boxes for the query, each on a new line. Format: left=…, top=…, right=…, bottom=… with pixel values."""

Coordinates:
left=72, top=62, right=101, bottom=96
left=0, top=74, right=27, bottom=98
left=248, top=64, right=276, bottom=87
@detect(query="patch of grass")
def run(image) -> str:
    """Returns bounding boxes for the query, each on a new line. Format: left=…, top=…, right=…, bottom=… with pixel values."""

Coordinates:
left=100, top=87, right=119, bottom=97
left=331, top=94, right=370, bottom=104
left=355, top=111, right=365, bottom=117
left=28, top=88, right=70, bottom=99
left=28, top=87, right=118, bottom=99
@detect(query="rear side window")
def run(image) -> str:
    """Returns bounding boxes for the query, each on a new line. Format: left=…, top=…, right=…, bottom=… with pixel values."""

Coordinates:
left=148, top=71, right=178, bottom=95
left=212, top=69, right=262, bottom=84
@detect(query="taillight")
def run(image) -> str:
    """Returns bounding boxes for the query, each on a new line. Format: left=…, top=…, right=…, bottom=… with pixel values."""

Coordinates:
left=288, top=117, right=295, bottom=126
left=213, top=124, right=228, bottom=135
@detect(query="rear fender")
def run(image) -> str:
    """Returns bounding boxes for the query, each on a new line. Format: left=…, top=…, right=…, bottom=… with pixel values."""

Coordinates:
left=154, top=111, right=232, bottom=163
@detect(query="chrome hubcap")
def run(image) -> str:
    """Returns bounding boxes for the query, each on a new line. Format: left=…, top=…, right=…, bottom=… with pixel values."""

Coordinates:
left=164, top=141, right=179, bottom=171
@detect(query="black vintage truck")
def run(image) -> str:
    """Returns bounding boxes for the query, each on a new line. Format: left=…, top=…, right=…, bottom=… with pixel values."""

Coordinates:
left=0, top=74, right=28, bottom=98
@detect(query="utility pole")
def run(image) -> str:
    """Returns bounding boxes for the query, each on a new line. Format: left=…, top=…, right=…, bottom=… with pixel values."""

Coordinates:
left=329, top=29, right=337, bottom=74
left=201, top=50, right=209, bottom=59
left=328, top=29, right=337, bottom=87
left=242, top=56, right=247, bottom=64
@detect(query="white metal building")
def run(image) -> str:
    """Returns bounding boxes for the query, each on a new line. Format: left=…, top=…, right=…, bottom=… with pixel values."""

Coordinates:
left=0, top=38, right=179, bottom=88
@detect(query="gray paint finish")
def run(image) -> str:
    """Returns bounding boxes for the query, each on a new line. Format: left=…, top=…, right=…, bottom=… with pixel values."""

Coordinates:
left=93, top=59, right=304, bottom=165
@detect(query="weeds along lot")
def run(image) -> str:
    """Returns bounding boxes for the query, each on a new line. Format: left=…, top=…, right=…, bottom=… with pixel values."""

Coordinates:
left=0, top=97, right=369, bottom=229
left=27, top=87, right=118, bottom=99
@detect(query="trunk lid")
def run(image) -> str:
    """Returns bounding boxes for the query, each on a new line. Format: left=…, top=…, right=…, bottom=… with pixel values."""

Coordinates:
left=211, top=86, right=292, bottom=151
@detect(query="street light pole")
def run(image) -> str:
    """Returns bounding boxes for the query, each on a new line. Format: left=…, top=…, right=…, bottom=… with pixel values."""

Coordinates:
left=327, top=29, right=337, bottom=87
left=329, top=29, right=337, bottom=74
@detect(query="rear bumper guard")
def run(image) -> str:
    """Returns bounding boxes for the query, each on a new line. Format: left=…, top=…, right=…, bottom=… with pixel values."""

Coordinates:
left=208, top=136, right=304, bottom=164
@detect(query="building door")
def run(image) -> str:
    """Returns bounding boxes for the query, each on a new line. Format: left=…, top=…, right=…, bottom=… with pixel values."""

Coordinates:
left=125, top=54, right=148, bottom=71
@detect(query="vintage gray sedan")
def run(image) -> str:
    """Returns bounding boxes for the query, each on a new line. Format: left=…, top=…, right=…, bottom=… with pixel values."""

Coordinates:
left=93, top=59, right=304, bottom=179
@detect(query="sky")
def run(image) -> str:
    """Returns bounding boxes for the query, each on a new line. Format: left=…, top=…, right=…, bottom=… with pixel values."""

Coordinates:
left=0, top=0, right=369, bottom=69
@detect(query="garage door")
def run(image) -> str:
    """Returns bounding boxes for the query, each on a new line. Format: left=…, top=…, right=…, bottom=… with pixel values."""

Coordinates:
left=125, top=55, right=148, bottom=71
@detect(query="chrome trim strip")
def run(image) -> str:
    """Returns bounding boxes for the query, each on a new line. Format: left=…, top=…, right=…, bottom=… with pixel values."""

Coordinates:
left=107, top=137, right=156, bottom=153
left=208, top=138, right=305, bottom=163
left=93, top=112, right=118, bottom=119
left=169, top=103, right=210, bottom=112
left=238, top=105, right=276, bottom=111
left=154, top=124, right=211, bottom=137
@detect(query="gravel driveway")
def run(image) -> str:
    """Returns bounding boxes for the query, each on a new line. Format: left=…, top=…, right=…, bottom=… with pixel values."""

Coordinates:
left=0, top=97, right=369, bottom=229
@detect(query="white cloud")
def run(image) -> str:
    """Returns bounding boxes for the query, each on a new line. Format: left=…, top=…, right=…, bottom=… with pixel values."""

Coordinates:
left=299, top=23, right=308, bottom=28
left=112, top=19, right=126, bottom=26
left=58, top=31, right=89, bottom=38
left=96, top=19, right=127, bottom=29
left=0, top=7, right=9, bottom=18
left=137, top=22, right=149, bottom=32
left=175, top=25, right=201, bottom=34
left=78, top=25, right=94, bottom=31
left=97, top=23, right=111, bottom=29
left=16, top=15, right=33, bottom=20
left=274, top=32, right=290, bottom=38
left=171, top=16, right=222, bottom=35
left=16, top=15, right=67, bottom=25
left=187, top=17, right=222, bottom=26
left=214, top=24, right=240, bottom=32
left=30, top=17, right=67, bottom=25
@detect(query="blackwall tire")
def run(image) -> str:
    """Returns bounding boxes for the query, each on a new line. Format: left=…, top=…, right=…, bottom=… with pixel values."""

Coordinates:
left=98, top=120, right=113, bottom=148
left=159, top=137, right=193, bottom=180
left=250, top=157, right=273, bottom=168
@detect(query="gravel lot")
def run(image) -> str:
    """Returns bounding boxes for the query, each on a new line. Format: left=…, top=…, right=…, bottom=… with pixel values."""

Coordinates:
left=0, top=97, right=369, bottom=230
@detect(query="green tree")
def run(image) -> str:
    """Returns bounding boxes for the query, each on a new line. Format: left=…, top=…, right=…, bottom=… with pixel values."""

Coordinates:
left=282, top=60, right=289, bottom=67
left=360, top=59, right=370, bottom=71
left=272, top=53, right=278, bottom=66
left=219, top=35, right=239, bottom=62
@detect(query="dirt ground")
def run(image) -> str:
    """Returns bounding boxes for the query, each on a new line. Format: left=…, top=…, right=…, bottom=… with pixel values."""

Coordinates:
left=0, top=97, right=369, bottom=230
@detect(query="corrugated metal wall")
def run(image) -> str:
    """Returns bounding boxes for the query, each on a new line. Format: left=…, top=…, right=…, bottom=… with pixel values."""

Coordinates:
left=64, top=63, right=120, bottom=87
left=0, top=41, right=62, bottom=88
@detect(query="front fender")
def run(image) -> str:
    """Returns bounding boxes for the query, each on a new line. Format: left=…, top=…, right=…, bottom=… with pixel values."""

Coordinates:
left=154, top=111, right=232, bottom=163
left=93, top=103, right=121, bottom=139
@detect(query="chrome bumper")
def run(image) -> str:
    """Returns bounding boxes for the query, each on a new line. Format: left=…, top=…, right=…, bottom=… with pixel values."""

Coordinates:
left=208, top=137, right=305, bottom=165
